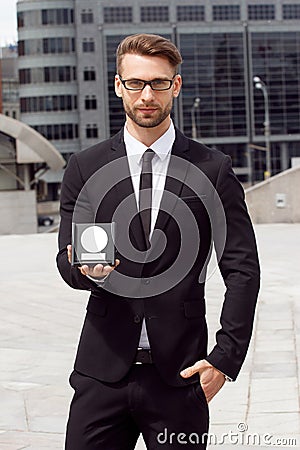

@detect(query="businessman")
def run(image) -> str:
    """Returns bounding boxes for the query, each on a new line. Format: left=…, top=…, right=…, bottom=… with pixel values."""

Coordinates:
left=57, top=33, right=260, bottom=449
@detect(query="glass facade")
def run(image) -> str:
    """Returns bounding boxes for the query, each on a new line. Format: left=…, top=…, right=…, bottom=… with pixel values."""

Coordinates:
left=180, top=33, right=246, bottom=139
left=252, top=32, right=300, bottom=137
left=106, top=35, right=126, bottom=136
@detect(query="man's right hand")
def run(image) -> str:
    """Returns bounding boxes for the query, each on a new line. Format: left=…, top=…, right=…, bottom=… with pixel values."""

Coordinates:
left=67, top=244, right=120, bottom=279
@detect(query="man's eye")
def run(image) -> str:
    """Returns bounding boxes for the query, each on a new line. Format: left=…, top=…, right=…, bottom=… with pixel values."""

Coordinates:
left=127, top=80, right=143, bottom=88
left=152, top=80, right=168, bottom=88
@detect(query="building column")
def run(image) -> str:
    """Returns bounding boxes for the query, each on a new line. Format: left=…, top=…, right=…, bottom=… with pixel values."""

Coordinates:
left=23, top=164, right=31, bottom=191
left=280, top=142, right=289, bottom=172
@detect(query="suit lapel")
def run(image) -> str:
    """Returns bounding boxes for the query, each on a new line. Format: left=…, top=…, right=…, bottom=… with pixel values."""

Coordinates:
left=109, top=130, right=147, bottom=251
left=154, top=129, right=191, bottom=235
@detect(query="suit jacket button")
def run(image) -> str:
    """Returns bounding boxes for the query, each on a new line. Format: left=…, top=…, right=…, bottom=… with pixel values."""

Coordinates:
left=134, top=314, right=141, bottom=323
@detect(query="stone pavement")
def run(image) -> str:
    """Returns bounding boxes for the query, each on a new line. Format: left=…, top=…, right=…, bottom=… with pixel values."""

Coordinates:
left=0, top=224, right=299, bottom=449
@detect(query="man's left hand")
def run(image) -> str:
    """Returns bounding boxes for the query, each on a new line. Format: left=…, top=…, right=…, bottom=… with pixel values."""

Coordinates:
left=180, top=360, right=225, bottom=403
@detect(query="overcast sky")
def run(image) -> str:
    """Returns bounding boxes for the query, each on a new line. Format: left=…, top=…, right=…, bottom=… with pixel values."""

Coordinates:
left=0, top=0, right=18, bottom=46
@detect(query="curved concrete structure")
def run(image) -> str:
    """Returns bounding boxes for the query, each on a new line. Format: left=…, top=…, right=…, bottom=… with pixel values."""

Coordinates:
left=0, top=113, right=65, bottom=170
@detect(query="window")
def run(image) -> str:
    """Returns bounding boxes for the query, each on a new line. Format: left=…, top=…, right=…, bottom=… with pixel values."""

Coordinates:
left=41, top=9, right=74, bottom=25
left=32, top=68, right=44, bottom=83
left=177, top=5, right=205, bottom=22
left=17, top=10, right=40, bottom=27
left=19, top=68, right=31, bottom=84
left=212, top=5, right=240, bottom=21
left=18, top=39, right=43, bottom=56
left=85, top=95, right=97, bottom=110
left=84, top=67, right=96, bottom=81
left=44, top=66, right=77, bottom=82
left=82, top=39, right=95, bottom=52
left=43, top=38, right=75, bottom=54
left=17, top=12, right=24, bottom=28
left=44, top=67, right=53, bottom=82
left=81, top=9, right=94, bottom=23
left=42, top=9, right=54, bottom=24
left=86, top=124, right=98, bottom=138
left=19, top=66, right=76, bottom=84
left=33, top=123, right=79, bottom=140
left=18, top=40, right=25, bottom=56
left=248, top=4, right=275, bottom=20
left=103, top=6, right=133, bottom=23
left=283, top=4, right=300, bottom=19
left=20, top=95, right=77, bottom=113
left=141, top=6, right=169, bottom=22
left=2, top=79, right=19, bottom=103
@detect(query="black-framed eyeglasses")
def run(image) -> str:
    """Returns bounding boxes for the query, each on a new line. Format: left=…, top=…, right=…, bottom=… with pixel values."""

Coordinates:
left=118, top=75, right=176, bottom=91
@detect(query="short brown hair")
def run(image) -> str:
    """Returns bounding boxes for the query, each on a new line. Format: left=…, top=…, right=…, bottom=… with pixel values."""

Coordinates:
left=116, top=33, right=182, bottom=75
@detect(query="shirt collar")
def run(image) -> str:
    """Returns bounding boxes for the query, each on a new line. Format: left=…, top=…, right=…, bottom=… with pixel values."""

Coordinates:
left=124, top=120, right=175, bottom=164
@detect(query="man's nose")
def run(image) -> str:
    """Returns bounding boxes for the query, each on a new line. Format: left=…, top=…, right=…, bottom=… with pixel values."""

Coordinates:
left=140, top=84, right=155, bottom=101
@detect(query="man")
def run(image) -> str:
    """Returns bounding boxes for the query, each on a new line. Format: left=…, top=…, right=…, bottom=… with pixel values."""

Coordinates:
left=57, top=33, right=260, bottom=449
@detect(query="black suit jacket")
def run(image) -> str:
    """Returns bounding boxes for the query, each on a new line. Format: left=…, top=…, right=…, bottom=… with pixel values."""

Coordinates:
left=57, top=128, right=260, bottom=386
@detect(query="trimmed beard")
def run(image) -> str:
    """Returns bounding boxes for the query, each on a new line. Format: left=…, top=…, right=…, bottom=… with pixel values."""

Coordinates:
left=123, top=100, right=173, bottom=128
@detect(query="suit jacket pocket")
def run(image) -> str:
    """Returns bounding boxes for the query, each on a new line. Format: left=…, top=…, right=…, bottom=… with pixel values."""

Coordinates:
left=180, top=196, right=207, bottom=212
left=181, top=195, right=206, bottom=202
left=184, top=301, right=206, bottom=318
left=87, top=295, right=107, bottom=317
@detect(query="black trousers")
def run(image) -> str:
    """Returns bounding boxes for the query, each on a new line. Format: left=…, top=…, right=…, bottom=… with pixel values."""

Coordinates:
left=65, top=364, right=209, bottom=450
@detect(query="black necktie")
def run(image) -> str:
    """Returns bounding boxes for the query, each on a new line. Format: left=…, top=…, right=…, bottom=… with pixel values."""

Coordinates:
left=139, top=148, right=155, bottom=246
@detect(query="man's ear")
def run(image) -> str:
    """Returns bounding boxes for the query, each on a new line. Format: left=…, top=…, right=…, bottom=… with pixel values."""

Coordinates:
left=173, top=74, right=182, bottom=98
left=115, top=75, right=122, bottom=98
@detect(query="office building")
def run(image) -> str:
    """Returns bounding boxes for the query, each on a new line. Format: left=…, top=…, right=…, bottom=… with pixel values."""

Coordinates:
left=17, top=0, right=300, bottom=184
left=0, top=45, right=19, bottom=120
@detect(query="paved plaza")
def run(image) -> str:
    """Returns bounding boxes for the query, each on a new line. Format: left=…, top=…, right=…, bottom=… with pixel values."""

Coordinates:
left=0, top=224, right=299, bottom=449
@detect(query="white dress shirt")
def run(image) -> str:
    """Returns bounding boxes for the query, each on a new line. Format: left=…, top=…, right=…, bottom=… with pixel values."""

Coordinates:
left=124, top=120, right=176, bottom=348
